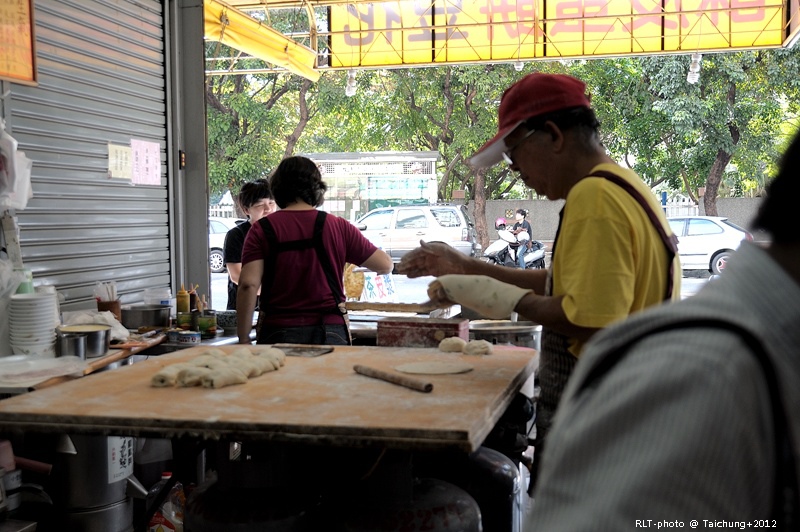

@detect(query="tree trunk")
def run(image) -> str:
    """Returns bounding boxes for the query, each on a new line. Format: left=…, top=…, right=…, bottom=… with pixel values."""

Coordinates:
left=703, top=82, right=740, bottom=216
left=284, top=79, right=312, bottom=157
left=473, top=168, right=489, bottom=250
left=703, top=150, right=731, bottom=216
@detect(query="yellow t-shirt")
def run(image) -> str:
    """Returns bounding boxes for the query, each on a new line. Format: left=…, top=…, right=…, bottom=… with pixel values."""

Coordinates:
left=553, top=163, right=682, bottom=356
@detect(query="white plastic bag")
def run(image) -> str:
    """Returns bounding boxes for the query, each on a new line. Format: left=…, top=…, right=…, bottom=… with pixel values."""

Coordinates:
left=61, top=310, right=130, bottom=342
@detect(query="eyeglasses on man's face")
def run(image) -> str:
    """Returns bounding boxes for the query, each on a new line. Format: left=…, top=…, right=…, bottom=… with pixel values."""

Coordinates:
left=502, top=127, right=537, bottom=166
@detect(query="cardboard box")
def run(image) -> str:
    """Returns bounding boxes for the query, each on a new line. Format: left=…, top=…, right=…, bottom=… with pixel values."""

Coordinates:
left=377, top=317, right=469, bottom=348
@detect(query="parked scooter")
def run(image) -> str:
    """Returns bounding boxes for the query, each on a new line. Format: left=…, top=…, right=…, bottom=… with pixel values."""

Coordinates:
left=483, top=218, right=546, bottom=269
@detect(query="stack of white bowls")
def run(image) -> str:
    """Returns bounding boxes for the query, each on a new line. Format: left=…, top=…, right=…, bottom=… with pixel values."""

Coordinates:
left=9, top=293, right=60, bottom=356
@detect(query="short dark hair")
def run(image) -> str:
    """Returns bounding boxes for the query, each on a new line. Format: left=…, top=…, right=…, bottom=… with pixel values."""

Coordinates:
left=525, top=106, right=601, bottom=136
left=752, top=130, right=800, bottom=243
left=516, top=208, right=528, bottom=217
left=237, top=179, right=272, bottom=210
left=270, top=156, right=327, bottom=209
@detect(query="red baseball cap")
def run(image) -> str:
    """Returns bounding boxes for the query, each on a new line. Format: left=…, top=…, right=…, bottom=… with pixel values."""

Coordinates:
left=470, top=73, right=592, bottom=168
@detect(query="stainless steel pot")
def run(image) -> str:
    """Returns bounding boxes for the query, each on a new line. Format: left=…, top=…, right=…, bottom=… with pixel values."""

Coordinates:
left=469, top=320, right=541, bottom=350
left=51, top=434, right=135, bottom=509
left=57, top=324, right=111, bottom=358
left=121, top=304, right=171, bottom=329
left=56, top=332, right=87, bottom=359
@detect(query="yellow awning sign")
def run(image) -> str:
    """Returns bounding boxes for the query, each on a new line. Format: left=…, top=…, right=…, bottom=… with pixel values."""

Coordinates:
left=329, top=0, right=787, bottom=68
left=204, top=0, right=321, bottom=81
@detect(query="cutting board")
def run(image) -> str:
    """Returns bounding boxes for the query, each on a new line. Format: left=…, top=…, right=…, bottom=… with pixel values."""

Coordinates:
left=0, top=344, right=537, bottom=452
left=345, top=301, right=442, bottom=313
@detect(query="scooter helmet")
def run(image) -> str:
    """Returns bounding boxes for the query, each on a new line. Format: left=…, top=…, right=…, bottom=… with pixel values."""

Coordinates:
left=495, top=217, right=507, bottom=230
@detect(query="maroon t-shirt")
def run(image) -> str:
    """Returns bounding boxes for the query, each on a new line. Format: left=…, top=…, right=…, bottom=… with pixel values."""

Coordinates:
left=242, top=209, right=378, bottom=327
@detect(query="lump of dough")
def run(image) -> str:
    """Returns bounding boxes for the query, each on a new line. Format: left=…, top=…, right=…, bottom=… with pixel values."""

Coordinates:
left=192, top=354, right=231, bottom=370
left=260, top=354, right=281, bottom=371
left=462, top=339, right=494, bottom=356
left=177, top=366, right=213, bottom=387
left=200, top=348, right=226, bottom=358
left=438, top=337, right=467, bottom=353
left=255, top=347, right=286, bottom=366
left=229, top=347, right=254, bottom=359
left=228, top=357, right=262, bottom=378
left=151, top=363, right=193, bottom=387
left=202, top=367, right=249, bottom=388
left=251, top=356, right=279, bottom=374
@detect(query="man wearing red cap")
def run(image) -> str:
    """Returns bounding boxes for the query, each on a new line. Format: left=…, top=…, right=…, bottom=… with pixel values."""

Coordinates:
left=399, top=73, right=680, bottom=484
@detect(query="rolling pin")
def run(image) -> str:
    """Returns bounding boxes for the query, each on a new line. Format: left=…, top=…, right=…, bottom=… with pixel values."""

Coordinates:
left=353, top=365, right=433, bottom=393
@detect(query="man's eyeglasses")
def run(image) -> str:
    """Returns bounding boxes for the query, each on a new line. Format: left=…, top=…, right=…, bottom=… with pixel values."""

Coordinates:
left=502, top=128, right=537, bottom=166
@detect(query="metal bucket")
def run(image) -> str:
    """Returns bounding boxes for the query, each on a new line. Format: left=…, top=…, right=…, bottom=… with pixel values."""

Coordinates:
left=57, top=324, right=111, bottom=358
left=469, top=320, right=541, bottom=351
left=121, top=304, right=171, bottom=329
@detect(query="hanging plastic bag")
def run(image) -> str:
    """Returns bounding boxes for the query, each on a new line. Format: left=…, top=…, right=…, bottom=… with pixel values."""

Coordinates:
left=0, top=120, right=33, bottom=211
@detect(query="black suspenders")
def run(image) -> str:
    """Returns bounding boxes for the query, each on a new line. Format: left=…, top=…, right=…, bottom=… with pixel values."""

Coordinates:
left=258, top=211, right=346, bottom=317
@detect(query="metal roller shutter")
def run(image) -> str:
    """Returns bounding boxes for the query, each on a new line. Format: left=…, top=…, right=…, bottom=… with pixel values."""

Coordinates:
left=3, top=0, right=170, bottom=311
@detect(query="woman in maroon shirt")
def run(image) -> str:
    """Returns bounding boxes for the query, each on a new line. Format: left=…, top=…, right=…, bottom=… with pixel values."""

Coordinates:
left=236, top=156, right=392, bottom=345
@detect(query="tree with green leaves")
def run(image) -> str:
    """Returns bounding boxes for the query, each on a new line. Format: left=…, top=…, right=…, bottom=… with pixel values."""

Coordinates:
left=572, top=48, right=800, bottom=214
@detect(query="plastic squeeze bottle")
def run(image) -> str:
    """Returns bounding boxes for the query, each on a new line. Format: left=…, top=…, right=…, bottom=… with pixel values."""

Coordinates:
left=176, top=285, right=190, bottom=314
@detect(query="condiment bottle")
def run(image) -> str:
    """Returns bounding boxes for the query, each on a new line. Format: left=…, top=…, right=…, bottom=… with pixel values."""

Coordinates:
left=177, top=284, right=190, bottom=314
left=188, top=287, right=197, bottom=312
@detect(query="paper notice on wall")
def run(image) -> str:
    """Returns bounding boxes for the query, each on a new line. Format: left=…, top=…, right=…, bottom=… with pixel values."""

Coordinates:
left=107, top=143, right=132, bottom=179
left=130, top=139, right=161, bottom=185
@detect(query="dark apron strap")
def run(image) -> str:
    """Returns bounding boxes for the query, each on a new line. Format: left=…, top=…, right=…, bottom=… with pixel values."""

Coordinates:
left=590, top=170, right=679, bottom=300
left=257, top=213, right=349, bottom=340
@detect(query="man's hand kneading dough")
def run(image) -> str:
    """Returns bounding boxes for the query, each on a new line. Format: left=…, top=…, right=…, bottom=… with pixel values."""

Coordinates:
left=428, top=275, right=532, bottom=319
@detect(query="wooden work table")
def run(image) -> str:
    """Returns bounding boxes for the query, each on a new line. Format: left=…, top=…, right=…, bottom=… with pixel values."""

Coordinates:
left=0, top=344, right=537, bottom=453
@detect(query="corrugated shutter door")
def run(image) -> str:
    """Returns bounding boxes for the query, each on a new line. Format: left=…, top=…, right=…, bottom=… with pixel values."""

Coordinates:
left=6, top=0, right=169, bottom=311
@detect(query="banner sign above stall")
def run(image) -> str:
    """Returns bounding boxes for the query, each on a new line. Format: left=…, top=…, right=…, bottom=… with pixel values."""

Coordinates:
left=329, top=0, right=788, bottom=68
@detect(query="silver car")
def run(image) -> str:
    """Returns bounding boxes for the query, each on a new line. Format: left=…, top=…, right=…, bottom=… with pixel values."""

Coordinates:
left=208, top=217, right=243, bottom=273
left=668, top=216, right=753, bottom=274
left=356, top=205, right=480, bottom=263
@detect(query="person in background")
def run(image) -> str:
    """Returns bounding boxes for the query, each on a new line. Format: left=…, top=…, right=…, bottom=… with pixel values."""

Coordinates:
left=526, top=129, right=800, bottom=531
left=511, top=208, right=533, bottom=269
left=223, top=179, right=277, bottom=310
left=236, top=156, right=392, bottom=346
left=399, top=73, right=680, bottom=485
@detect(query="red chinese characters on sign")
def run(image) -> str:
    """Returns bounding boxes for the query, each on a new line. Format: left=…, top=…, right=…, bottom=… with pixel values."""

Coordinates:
left=478, top=1, right=541, bottom=40
left=330, top=0, right=783, bottom=67
left=547, top=0, right=770, bottom=37
left=342, top=1, right=471, bottom=46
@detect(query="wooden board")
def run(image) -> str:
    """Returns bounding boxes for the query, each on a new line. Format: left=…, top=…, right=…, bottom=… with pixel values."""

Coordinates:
left=345, top=301, right=441, bottom=313
left=0, top=345, right=537, bottom=452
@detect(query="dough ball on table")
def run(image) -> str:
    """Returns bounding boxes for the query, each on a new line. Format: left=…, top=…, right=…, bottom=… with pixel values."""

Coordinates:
left=200, top=348, right=227, bottom=358
left=252, top=356, right=279, bottom=374
left=438, top=337, right=467, bottom=353
left=255, top=347, right=286, bottom=366
left=229, top=347, right=255, bottom=359
left=151, top=363, right=193, bottom=387
left=192, top=355, right=231, bottom=370
left=202, top=367, right=249, bottom=389
left=177, top=366, right=213, bottom=387
left=228, top=357, right=262, bottom=378
left=462, top=339, right=494, bottom=356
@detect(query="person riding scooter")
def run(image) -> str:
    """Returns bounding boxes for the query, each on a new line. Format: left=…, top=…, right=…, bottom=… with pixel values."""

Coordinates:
left=512, top=209, right=533, bottom=269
